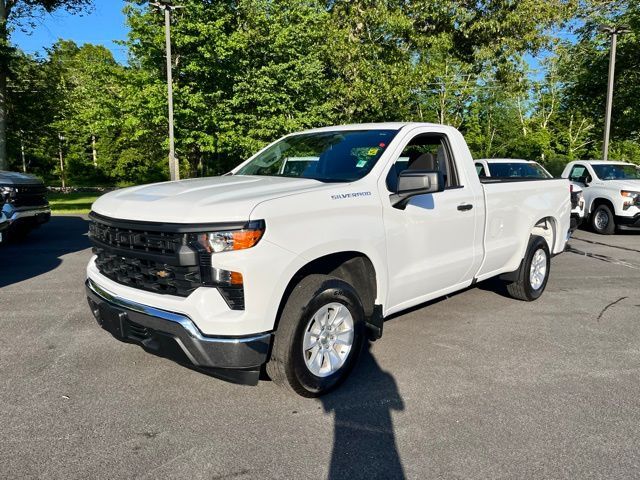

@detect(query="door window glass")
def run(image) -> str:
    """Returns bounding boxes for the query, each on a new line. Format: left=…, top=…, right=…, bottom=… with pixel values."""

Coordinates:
left=386, top=134, right=459, bottom=191
left=569, top=165, right=588, bottom=183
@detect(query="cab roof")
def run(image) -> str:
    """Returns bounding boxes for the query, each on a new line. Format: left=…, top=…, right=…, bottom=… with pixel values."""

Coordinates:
left=300, top=122, right=453, bottom=134
left=572, top=160, right=636, bottom=166
left=476, top=158, right=538, bottom=164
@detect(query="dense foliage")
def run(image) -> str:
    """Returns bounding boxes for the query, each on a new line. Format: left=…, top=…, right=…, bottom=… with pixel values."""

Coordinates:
left=0, top=0, right=93, bottom=170
left=4, top=0, right=639, bottom=185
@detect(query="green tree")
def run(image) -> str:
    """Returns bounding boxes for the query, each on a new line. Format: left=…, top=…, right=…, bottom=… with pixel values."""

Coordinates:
left=560, top=1, right=640, bottom=159
left=1, top=0, right=92, bottom=170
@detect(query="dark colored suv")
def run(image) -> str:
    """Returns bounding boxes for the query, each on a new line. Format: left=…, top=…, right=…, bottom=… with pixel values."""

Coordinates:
left=0, top=171, right=51, bottom=241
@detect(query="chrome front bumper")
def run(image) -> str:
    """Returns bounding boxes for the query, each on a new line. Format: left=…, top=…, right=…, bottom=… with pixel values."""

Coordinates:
left=4, top=205, right=51, bottom=223
left=86, top=279, right=272, bottom=385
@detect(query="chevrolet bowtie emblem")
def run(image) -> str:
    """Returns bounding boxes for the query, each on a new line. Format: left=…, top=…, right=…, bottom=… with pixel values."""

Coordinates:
left=156, top=270, right=170, bottom=278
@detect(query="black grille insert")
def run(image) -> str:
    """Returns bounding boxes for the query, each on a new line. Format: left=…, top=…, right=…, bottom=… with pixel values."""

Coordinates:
left=89, top=220, right=184, bottom=256
left=13, top=184, right=48, bottom=208
left=126, top=320, right=152, bottom=340
left=93, top=247, right=202, bottom=297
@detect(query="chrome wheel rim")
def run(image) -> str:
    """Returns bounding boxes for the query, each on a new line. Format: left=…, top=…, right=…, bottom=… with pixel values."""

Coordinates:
left=594, top=209, right=609, bottom=231
left=529, top=249, right=547, bottom=290
left=302, top=302, right=354, bottom=377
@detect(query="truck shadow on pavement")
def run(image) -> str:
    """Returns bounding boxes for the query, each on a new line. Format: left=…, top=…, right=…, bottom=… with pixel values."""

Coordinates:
left=320, top=344, right=406, bottom=480
left=0, top=216, right=90, bottom=288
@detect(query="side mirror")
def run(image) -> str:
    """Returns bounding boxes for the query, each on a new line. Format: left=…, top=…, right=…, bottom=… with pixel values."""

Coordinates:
left=584, top=175, right=592, bottom=186
left=390, top=170, right=445, bottom=209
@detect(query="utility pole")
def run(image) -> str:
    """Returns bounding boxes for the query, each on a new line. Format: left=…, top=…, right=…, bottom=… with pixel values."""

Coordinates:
left=58, top=133, right=66, bottom=190
left=599, top=24, right=631, bottom=161
left=151, top=1, right=184, bottom=181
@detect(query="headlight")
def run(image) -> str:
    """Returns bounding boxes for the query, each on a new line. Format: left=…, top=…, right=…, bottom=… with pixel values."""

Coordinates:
left=0, top=185, right=16, bottom=201
left=187, top=220, right=265, bottom=310
left=193, top=220, right=265, bottom=253
left=621, top=190, right=640, bottom=209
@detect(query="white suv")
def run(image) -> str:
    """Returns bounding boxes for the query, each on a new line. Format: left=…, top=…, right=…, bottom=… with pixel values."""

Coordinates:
left=562, top=161, right=640, bottom=234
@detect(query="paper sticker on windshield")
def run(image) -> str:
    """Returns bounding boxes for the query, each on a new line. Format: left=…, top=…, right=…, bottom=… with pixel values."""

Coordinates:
left=367, top=147, right=379, bottom=156
left=356, top=159, right=368, bottom=168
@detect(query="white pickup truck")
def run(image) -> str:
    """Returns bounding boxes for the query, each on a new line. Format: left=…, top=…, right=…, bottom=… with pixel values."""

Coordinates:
left=562, top=160, right=640, bottom=234
left=86, top=123, right=570, bottom=396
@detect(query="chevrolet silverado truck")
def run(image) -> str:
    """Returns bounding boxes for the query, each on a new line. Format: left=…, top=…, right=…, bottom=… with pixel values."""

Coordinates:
left=562, top=160, right=640, bottom=234
left=475, top=158, right=584, bottom=232
left=86, top=123, right=571, bottom=397
left=0, top=171, right=51, bottom=241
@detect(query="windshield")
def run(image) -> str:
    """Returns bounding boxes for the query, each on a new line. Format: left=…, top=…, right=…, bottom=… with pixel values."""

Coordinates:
left=235, top=130, right=398, bottom=182
left=487, top=162, right=552, bottom=179
left=592, top=164, right=640, bottom=180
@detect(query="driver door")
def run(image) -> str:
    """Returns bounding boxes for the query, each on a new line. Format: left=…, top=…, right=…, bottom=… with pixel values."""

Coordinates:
left=381, top=130, right=483, bottom=312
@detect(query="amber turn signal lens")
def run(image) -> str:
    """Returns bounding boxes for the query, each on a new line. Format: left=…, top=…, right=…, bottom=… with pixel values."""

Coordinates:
left=230, top=271, right=244, bottom=285
left=232, top=229, right=264, bottom=250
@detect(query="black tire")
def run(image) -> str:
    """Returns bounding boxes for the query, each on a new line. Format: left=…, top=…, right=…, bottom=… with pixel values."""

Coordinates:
left=505, top=235, right=551, bottom=301
left=266, top=274, right=366, bottom=397
left=590, top=204, right=616, bottom=235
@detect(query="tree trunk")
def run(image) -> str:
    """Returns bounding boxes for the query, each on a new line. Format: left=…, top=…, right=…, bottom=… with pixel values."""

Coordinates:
left=20, top=130, right=25, bottom=172
left=92, top=134, right=97, bottom=167
left=58, top=133, right=65, bottom=189
left=0, top=1, right=7, bottom=171
left=0, top=68, right=6, bottom=170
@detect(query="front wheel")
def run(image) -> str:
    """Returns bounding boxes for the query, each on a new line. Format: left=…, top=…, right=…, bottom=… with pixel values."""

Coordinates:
left=266, top=274, right=366, bottom=397
left=591, top=204, right=616, bottom=235
left=505, top=235, right=551, bottom=301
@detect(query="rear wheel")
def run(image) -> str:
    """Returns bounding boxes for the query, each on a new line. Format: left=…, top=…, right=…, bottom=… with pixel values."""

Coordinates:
left=505, top=235, right=551, bottom=301
left=591, top=204, right=616, bottom=235
left=266, top=274, right=366, bottom=397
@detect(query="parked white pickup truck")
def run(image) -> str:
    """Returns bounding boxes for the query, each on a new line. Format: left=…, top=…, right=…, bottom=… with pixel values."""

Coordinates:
left=562, top=160, right=640, bottom=234
left=86, top=123, right=570, bottom=396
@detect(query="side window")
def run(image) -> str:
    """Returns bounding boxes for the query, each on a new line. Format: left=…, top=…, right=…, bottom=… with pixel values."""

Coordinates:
left=569, top=164, right=588, bottom=183
left=386, top=134, right=460, bottom=192
left=475, top=163, right=487, bottom=177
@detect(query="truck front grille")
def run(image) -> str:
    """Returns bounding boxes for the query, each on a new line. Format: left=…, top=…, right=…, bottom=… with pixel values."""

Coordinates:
left=89, top=213, right=245, bottom=309
left=94, top=247, right=202, bottom=297
left=12, top=184, right=48, bottom=208
left=89, top=220, right=184, bottom=256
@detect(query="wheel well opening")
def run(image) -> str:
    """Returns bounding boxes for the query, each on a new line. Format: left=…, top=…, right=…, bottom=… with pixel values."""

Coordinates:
left=531, top=217, right=556, bottom=253
left=276, top=252, right=378, bottom=329
left=590, top=198, right=615, bottom=215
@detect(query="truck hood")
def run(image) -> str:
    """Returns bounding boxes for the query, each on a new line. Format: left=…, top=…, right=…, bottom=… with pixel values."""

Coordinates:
left=0, top=170, right=45, bottom=186
left=593, top=179, right=640, bottom=190
left=91, top=175, right=326, bottom=223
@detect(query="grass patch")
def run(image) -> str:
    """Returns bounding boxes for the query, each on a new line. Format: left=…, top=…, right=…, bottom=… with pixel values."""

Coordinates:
left=48, top=192, right=101, bottom=214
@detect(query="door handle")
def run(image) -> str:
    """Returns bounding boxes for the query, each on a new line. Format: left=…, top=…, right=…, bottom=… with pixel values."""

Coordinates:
left=457, top=203, right=473, bottom=211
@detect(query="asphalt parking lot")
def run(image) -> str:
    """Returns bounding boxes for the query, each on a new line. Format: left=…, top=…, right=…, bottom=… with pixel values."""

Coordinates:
left=1, top=216, right=639, bottom=479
